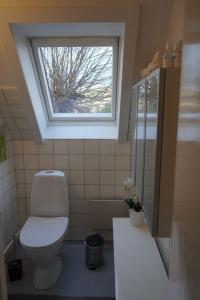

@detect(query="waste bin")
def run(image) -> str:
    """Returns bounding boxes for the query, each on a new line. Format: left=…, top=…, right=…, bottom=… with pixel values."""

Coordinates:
left=85, top=234, right=104, bottom=270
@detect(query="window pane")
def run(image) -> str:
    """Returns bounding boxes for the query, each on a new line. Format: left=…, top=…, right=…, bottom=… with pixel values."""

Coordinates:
left=39, top=46, right=113, bottom=115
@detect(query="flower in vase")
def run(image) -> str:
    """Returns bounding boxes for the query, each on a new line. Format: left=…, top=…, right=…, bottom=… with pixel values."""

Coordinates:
left=123, top=176, right=142, bottom=212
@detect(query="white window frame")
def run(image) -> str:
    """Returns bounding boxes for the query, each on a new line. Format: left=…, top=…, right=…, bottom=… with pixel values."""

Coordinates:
left=30, top=37, right=119, bottom=122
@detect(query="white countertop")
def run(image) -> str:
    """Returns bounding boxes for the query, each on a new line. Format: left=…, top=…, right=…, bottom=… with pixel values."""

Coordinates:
left=113, top=218, right=169, bottom=300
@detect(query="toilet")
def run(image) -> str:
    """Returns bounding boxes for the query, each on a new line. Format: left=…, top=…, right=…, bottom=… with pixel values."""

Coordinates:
left=20, top=170, right=69, bottom=290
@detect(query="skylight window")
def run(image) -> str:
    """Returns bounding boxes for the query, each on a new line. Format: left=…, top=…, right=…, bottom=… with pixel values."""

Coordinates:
left=31, top=37, right=118, bottom=121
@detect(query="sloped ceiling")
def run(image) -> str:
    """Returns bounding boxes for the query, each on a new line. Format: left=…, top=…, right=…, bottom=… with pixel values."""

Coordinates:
left=0, top=87, right=33, bottom=139
left=0, top=0, right=173, bottom=141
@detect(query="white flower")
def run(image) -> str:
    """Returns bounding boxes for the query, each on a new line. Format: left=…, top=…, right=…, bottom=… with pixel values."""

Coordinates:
left=123, top=176, right=136, bottom=199
left=123, top=176, right=133, bottom=187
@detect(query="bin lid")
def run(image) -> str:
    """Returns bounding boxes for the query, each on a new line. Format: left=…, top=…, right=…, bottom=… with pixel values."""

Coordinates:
left=86, top=234, right=104, bottom=246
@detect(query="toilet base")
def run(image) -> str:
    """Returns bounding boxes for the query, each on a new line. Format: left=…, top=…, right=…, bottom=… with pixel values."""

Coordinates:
left=33, top=256, right=62, bottom=290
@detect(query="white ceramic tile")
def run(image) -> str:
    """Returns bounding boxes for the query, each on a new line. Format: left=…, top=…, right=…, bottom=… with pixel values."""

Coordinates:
left=70, top=226, right=86, bottom=240
left=70, top=199, right=84, bottom=213
left=19, top=130, right=33, bottom=139
left=15, top=118, right=30, bottom=130
left=17, top=197, right=26, bottom=212
left=13, top=140, right=23, bottom=154
left=100, top=171, right=114, bottom=185
left=39, top=155, right=53, bottom=169
left=18, top=212, right=27, bottom=227
left=64, top=230, right=71, bottom=241
left=85, top=155, right=99, bottom=170
left=69, top=185, right=84, bottom=199
left=53, top=155, right=68, bottom=169
left=15, top=170, right=24, bottom=183
left=9, top=104, right=26, bottom=117
left=100, top=185, right=115, bottom=199
left=98, top=230, right=113, bottom=241
left=85, top=170, right=99, bottom=184
left=0, top=210, right=8, bottom=246
left=100, top=155, right=115, bottom=170
left=5, top=118, right=17, bottom=130
left=3, top=87, right=22, bottom=104
left=114, top=185, right=127, bottom=200
left=7, top=140, right=14, bottom=157
left=69, top=155, right=84, bottom=170
left=69, top=170, right=84, bottom=185
left=14, top=155, right=24, bottom=169
left=24, top=155, right=38, bottom=169
left=115, top=170, right=130, bottom=185
left=85, top=185, right=99, bottom=200
left=38, top=141, right=53, bottom=154
left=16, top=184, right=25, bottom=198
left=64, top=170, right=70, bottom=183
left=0, top=90, right=6, bottom=103
left=115, top=141, right=131, bottom=155
left=70, top=213, right=85, bottom=226
left=69, top=140, right=84, bottom=154
left=100, top=140, right=116, bottom=155
left=115, top=156, right=131, bottom=170
left=85, top=227, right=96, bottom=237
left=84, top=140, right=99, bottom=154
left=25, top=197, right=31, bottom=213
left=3, top=176, right=9, bottom=193
left=25, top=184, right=31, bottom=198
left=8, top=157, right=15, bottom=172
left=10, top=130, right=21, bottom=139
left=0, top=195, right=4, bottom=211
left=23, top=140, right=38, bottom=154
left=0, top=104, right=12, bottom=117
left=24, top=169, right=38, bottom=184
left=1, top=160, right=9, bottom=177
left=54, top=140, right=68, bottom=154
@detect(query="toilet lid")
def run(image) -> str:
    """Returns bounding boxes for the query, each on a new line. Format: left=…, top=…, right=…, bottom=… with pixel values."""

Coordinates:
left=20, top=216, right=68, bottom=248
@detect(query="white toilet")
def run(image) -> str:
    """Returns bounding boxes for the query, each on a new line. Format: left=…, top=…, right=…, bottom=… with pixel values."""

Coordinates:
left=20, top=170, right=69, bottom=290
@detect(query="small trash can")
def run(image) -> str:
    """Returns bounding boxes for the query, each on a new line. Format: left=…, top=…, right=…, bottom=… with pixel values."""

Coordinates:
left=85, top=234, right=104, bottom=270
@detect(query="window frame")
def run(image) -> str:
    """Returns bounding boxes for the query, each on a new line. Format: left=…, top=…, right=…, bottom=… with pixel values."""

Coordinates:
left=30, top=37, right=119, bottom=122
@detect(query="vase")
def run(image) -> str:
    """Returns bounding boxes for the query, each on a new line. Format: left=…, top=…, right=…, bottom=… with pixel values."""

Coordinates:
left=129, top=209, right=144, bottom=227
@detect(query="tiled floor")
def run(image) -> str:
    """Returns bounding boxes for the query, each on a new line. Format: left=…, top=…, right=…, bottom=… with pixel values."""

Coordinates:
left=7, top=242, right=115, bottom=299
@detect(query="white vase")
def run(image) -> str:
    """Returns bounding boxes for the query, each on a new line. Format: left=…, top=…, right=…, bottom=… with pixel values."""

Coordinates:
left=129, top=209, right=144, bottom=227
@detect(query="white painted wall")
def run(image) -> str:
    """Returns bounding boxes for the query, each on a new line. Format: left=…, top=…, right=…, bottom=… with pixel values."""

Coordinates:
left=0, top=0, right=172, bottom=143
left=0, top=1, right=141, bottom=142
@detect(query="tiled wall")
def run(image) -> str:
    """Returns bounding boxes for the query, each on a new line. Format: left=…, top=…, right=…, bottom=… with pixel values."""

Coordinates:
left=13, top=139, right=131, bottom=240
left=0, top=130, right=18, bottom=248
left=0, top=88, right=33, bottom=140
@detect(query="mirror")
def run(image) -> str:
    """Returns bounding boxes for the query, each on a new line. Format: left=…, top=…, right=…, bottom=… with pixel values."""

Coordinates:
left=135, top=81, right=145, bottom=201
left=143, top=73, right=160, bottom=232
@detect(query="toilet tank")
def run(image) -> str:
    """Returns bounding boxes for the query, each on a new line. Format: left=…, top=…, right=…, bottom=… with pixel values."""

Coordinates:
left=30, top=170, right=69, bottom=217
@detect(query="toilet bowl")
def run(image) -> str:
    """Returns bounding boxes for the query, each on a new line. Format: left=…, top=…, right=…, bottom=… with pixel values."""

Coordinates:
left=19, top=170, right=69, bottom=290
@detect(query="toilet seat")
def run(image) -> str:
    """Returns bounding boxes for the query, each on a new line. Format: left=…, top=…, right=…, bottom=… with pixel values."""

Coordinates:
left=20, top=216, right=68, bottom=249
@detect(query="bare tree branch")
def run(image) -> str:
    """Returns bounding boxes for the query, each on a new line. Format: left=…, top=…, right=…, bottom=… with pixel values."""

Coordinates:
left=40, top=45, right=113, bottom=113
